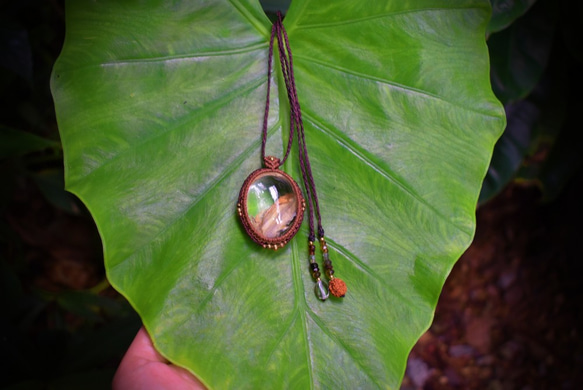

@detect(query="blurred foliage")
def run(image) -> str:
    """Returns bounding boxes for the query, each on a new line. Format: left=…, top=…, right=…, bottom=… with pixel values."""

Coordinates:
left=0, top=2, right=140, bottom=389
left=481, top=0, right=583, bottom=202
left=487, top=0, right=537, bottom=35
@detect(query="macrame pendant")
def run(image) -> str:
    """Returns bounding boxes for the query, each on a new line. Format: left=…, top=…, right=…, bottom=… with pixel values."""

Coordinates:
left=237, top=156, right=305, bottom=250
left=236, top=11, right=346, bottom=300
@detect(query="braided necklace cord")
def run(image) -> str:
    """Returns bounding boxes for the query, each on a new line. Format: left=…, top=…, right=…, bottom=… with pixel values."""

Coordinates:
left=263, top=12, right=347, bottom=300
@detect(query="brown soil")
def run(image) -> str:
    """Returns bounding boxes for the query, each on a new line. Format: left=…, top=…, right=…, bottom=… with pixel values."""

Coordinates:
left=403, top=181, right=583, bottom=389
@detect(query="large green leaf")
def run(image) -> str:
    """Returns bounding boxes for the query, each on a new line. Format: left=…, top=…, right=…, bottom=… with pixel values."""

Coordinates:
left=51, top=0, right=505, bottom=388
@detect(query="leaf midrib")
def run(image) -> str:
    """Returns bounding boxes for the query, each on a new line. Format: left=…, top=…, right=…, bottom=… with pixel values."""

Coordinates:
left=228, top=0, right=271, bottom=37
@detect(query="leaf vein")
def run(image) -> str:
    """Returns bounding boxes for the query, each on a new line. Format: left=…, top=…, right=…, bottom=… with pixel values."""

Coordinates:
left=263, top=311, right=299, bottom=365
left=100, top=42, right=267, bottom=66
left=294, top=5, right=485, bottom=30
left=78, top=76, right=267, bottom=183
left=192, top=240, right=248, bottom=314
left=295, top=55, right=495, bottom=117
left=303, top=112, right=473, bottom=237
left=110, top=120, right=281, bottom=272
left=326, top=239, right=423, bottom=310
left=306, top=310, right=384, bottom=388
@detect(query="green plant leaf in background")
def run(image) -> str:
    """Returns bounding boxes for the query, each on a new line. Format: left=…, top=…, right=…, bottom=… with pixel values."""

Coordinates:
left=479, top=98, right=540, bottom=203
left=488, top=0, right=556, bottom=105
left=487, top=0, right=537, bottom=35
left=0, top=126, right=59, bottom=158
left=480, top=0, right=557, bottom=202
left=51, top=0, right=505, bottom=388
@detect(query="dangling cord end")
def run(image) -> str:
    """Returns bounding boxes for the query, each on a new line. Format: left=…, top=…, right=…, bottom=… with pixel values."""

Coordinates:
left=320, top=237, right=347, bottom=298
left=309, top=240, right=329, bottom=301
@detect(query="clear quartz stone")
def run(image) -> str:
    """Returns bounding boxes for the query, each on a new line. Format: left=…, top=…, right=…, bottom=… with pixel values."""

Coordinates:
left=246, top=172, right=297, bottom=238
left=314, top=279, right=330, bottom=301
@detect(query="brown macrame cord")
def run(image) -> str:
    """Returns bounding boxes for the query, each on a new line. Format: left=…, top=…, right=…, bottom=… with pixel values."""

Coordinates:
left=264, top=12, right=347, bottom=300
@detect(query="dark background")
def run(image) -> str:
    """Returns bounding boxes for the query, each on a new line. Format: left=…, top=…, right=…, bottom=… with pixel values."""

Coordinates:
left=1, top=1, right=582, bottom=389
left=1, top=2, right=141, bottom=389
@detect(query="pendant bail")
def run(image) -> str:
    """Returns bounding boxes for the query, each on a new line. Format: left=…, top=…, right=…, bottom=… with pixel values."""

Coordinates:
left=264, top=155, right=280, bottom=170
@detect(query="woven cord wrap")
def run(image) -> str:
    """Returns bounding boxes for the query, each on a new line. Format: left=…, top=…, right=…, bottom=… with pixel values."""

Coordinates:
left=270, top=12, right=346, bottom=299
left=261, top=22, right=295, bottom=169
left=271, top=12, right=323, bottom=242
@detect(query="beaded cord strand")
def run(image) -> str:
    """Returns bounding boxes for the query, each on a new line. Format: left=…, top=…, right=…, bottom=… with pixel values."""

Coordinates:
left=271, top=12, right=347, bottom=300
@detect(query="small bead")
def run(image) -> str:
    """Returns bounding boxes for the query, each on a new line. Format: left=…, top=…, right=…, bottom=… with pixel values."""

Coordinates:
left=311, top=271, right=321, bottom=279
left=309, top=263, right=319, bottom=271
left=309, top=254, right=316, bottom=263
left=314, top=279, right=330, bottom=301
left=323, top=252, right=329, bottom=261
left=325, top=269, right=334, bottom=278
left=323, top=260, right=332, bottom=269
